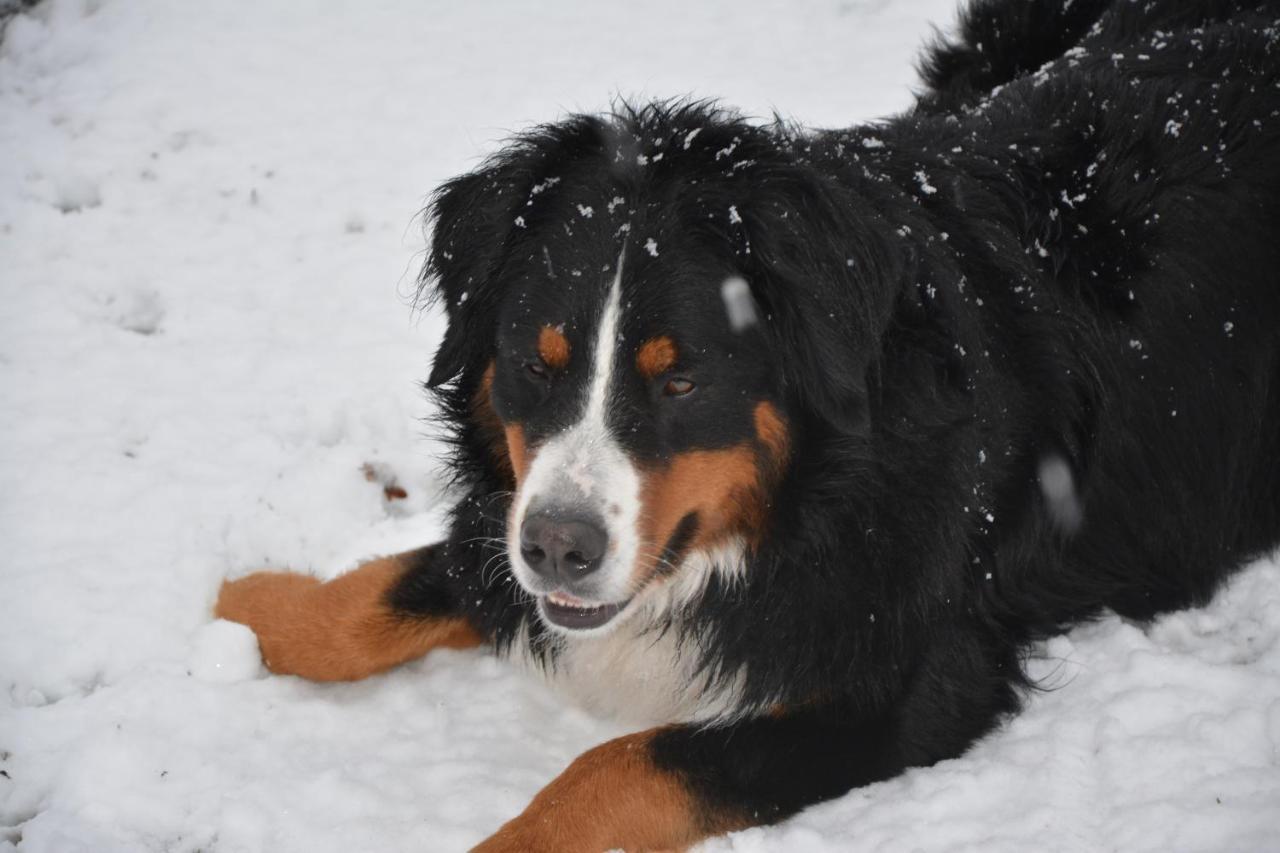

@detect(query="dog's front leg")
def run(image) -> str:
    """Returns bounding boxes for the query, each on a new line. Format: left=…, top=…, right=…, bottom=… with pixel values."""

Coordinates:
left=474, top=708, right=914, bottom=853
left=473, top=727, right=734, bottom=853
left=477, top=638, right=1016, bottom=853
left=215, top=544, right=484, bottom=681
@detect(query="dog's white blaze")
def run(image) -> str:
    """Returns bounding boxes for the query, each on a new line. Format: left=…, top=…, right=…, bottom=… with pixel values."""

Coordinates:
left=509, top=253, right=643, bottom=616
left=583, top=261, right=622, bottom=426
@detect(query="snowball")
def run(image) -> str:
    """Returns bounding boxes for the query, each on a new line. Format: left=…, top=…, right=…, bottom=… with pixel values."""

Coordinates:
left=189, top=619, right=264, bottom=683
left=53, top=174, right=102, bottom=213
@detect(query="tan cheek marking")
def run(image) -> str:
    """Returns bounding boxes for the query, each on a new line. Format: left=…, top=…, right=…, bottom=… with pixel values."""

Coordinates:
left=636, top=335, right=678, bottom=379
left=632, top=403, right=790, bottom=584
left=753, top=400, right=790, bottom=465
left=214, top=551, right=482, bottom=682
left=475, top=729, right=741, bottom=852
left=538, top=324, right=571, bottom=369
left=473, top=361, right=536, bottom=489
left=637, top=445, right=763, bottom=579
left=472, top=363, right=513, bottom=485
left=504, top=424, right=529, bottom=485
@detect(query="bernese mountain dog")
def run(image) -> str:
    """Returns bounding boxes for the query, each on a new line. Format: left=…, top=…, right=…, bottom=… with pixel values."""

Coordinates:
left=216, top=0, right=1280, bottom=849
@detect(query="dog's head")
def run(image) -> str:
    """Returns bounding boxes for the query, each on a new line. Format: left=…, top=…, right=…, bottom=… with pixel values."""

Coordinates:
left=422, top=103, right=898, bottom=635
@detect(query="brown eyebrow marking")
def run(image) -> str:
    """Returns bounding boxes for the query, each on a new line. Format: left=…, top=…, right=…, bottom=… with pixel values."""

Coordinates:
left=538, top=324, right=570, bottom=369
left=636, top=336, right=678, bottom=379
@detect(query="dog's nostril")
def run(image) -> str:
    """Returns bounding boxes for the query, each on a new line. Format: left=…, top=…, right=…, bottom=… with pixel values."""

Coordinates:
left=521, top=544, right=547, bottom=566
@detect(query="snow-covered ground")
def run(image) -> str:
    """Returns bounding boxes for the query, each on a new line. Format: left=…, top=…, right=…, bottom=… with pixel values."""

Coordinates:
left=1, top=1, right=1278, bottom=850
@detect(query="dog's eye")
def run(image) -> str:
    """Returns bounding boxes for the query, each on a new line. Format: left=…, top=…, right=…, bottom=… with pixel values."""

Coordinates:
left=525, top=360, right=549, bottom=380
left=663, top=377, right=696, bottom=397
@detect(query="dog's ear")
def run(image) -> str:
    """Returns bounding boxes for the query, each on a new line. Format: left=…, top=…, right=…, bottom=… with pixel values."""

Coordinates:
left=421, top=163, right=529, bottom=389
left=735, top=164, right=903, bottom=435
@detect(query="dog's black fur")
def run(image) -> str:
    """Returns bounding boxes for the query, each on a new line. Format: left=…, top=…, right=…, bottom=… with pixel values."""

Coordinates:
left=356, top=0, right=1280, bottom=843
left=398, top=0, right=1280, bottom=835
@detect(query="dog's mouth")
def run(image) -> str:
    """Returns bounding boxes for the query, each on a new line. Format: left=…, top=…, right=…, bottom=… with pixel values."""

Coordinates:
left=538, top=591, right=632, bottom=631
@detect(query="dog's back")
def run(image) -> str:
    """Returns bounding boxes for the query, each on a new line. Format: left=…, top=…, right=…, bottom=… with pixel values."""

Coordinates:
left=913, top=2, right=1280, bottom=628
left=919, top=0, right=1278, bottom=111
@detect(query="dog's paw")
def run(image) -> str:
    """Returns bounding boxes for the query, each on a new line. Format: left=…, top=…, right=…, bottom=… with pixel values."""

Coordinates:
left=213, top=571, right=321, bottom=675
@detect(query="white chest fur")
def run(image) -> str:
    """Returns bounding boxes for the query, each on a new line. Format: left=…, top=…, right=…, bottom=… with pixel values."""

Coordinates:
left=540, top=620, right=738, bottom=725
left=507, top=543, right=751, bottom=726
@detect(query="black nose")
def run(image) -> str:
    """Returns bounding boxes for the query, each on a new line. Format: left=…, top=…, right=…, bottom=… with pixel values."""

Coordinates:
left=519, top=513, right=608, bottom=582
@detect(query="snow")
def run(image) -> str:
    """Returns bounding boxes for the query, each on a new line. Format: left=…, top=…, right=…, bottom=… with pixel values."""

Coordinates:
left=914, top=169, right=938, bottom=195
left=1, top=1, right=1278, bottom=851
left=1037, top=455, right=1083, bottom=535
left=721, top=277, right=758, bottom=333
